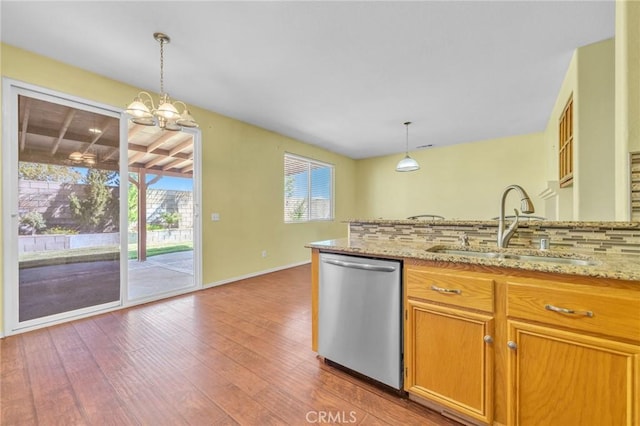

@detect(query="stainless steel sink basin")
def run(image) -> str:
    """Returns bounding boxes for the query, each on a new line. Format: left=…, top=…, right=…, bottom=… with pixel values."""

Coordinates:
left=432, top=249, right=598, bottom=266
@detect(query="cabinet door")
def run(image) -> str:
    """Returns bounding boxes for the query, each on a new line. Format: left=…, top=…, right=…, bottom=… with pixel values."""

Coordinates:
left=405, top=299, right=494, bottom=424
left=507, top=320, right=640, bottom=426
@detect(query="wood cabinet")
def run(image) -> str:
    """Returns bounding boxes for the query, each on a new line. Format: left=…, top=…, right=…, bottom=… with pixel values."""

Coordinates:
left=506, top=278, right=640, bottom=426
left=404, top=262, right=640, bottom=426
left=506, top=320, right=639, bottom=426
left=404, top=266, right=495, bottom=424
left=312, top=251, right=640, bottom=425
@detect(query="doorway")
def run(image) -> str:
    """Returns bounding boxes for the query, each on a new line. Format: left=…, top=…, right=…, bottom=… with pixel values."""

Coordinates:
left=127, top=127, right=197, bottom=300
left=2, top=80, right=202, bottom=335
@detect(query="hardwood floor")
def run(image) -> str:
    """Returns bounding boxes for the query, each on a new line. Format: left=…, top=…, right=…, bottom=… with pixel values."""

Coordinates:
left=1, top=264, right=460, bottom=425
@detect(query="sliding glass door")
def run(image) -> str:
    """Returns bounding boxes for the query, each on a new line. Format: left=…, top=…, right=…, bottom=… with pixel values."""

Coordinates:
left=3, top=80, right=202, bottom=335
left=3, top=83, right=125, bottom=332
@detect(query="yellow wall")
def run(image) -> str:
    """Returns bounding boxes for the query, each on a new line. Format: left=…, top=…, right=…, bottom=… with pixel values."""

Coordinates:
left=543, top=38, right=616, bottom=221
left=355, top=132, right=546, bottom=220
left=575, top=39, right=615, bottom=220
left=0, top=44, right=357, bottom=332
left=615, top=0, right=640, bottom=219
left=200, top=113, right=356, bottom=282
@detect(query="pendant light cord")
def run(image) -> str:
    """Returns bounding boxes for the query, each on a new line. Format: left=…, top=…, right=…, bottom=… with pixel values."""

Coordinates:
left=404, top=121, right=411, bottom=154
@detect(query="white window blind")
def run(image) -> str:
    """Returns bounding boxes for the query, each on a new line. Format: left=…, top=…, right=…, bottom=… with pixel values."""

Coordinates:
left=284, top=153, right=334, bottom=223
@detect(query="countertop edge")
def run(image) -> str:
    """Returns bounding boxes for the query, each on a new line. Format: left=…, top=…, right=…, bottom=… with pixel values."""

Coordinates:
left=344, top=219, right=640, bottom=229
left=307, top=239, right=640, bottom=282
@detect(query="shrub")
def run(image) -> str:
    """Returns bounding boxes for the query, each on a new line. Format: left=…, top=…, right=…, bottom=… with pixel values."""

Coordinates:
left=19, top=211, right=46, bottom=235
left=43, top=227, right=78, bottom=235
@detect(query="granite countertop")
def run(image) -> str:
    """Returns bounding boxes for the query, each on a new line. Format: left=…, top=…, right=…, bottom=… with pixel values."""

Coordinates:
left=346, top=219, right=640, bottom=229
left=307, top=238, right=640, bottom=282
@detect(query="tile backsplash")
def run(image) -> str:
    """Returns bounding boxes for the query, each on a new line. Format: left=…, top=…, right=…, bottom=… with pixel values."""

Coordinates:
left=348, top=220, right=640, bottom=256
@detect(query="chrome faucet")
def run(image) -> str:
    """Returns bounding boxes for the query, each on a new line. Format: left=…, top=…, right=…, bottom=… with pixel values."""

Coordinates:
left=497, top=185, right=535, bottom=248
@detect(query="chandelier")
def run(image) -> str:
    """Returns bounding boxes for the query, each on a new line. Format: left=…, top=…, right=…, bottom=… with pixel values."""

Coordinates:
left=125, top=32, right=198, bottom=131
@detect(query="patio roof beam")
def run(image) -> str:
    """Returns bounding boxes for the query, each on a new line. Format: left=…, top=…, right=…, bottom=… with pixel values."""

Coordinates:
left=128, top=143, right=191, bottom=160
left=19, top=98, right=31, bottom=152
left=146, top=132, right=175, bottom=153
left=141, top=155, right=165, bottom=169
left=128, top=123, right=145, bottom=139
left=83, top=119, right=112, bottom=154
left=162, top=157, right=191, bottom=171
left=128, top=166, right=192, bottom=179
left=50, top=109, right=76, bottom=156
left=168, top=137, right=193, bottom=157
left=103, top=148, right=119, bottom=162
left=128, top=151, right=146, bottom=165
left=21, top=125, right=119, bottom=148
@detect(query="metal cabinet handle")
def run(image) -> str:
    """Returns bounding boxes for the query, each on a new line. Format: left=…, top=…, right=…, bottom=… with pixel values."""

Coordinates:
left=483, top=335, right=493, bottom=344
left=507, top=341, right=517, bottom=350
left=430, top=285, right=461, bottom=295
left=545, top=304, right=594, bottom=318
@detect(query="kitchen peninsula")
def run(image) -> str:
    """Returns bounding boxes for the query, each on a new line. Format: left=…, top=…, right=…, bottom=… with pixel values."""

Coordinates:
left=308, top=219, right=640, bottom=426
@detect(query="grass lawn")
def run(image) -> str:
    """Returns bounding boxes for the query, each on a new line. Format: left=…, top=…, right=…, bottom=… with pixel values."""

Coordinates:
left=19, top=241, right=193, bottom=267
left=128, top=242, right=193, bottom=259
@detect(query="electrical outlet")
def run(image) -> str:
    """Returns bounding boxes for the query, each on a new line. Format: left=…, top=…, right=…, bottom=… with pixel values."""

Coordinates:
left=261, top=250, right=267, bottom=258
left=211, top=213, right=220, bottom=221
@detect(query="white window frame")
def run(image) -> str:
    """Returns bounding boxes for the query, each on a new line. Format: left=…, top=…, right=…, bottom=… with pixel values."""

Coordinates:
left=284, top=153, right=334, bottom=223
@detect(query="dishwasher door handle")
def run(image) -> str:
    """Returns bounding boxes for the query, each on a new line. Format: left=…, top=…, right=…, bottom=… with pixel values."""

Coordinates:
left=322, top=258, right=397, bottom=272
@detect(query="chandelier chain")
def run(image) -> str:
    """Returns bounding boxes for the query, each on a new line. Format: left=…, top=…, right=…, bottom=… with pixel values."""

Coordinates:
left=159, top=37, right=165, bottom=94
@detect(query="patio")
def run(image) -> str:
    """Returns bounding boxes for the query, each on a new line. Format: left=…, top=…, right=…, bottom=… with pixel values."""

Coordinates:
left=19, top=250, right=194, bottom=322
left=128, top=250, right=194, bottom=299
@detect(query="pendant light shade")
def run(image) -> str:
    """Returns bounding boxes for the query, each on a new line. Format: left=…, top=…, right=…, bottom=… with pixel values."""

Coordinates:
left=396, top=155, right=420, bottom=172
left=395, top=121, right=420, bottom=172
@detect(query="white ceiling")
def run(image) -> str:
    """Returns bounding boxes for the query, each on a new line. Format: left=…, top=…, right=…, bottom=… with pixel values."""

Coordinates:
left=1, top=1, right=614, bottom=159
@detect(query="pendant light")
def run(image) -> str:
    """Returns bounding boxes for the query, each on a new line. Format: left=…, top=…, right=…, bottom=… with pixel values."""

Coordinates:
left=125, top=32, right=198, bottom=131
left=395, top=121, right=420, bottom=172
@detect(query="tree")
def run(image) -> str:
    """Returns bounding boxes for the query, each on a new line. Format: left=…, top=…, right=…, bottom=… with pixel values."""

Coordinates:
left=69, top=169, right=118, bottom=232
left=128, top=180, right=138, bottom=229
left=19, top=162, right=82, bottom=183
left=160, top=211, right=180, bottom=229
left=284, top=175, right=307, bottom=221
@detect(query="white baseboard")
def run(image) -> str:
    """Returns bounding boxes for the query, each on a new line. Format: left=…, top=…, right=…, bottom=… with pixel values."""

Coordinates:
left=204, top=260, right=310, bottom=289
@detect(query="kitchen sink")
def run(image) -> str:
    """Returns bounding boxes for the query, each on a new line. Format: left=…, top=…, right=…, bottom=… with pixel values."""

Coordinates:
left=431, top=249, right=598, bottom=266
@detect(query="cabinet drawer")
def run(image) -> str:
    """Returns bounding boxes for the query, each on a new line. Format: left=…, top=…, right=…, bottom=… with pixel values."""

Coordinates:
left=506, top=279, right=640, bottom=342
left=406, top=268, right=494, bottom=312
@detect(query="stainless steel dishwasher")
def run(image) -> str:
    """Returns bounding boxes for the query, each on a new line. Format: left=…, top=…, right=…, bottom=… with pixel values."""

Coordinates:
left=318, top=252, right=402, bottom=390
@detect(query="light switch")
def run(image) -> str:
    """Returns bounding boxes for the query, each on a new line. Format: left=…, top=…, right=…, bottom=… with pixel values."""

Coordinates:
left=211, top=213, right=220, bottom=221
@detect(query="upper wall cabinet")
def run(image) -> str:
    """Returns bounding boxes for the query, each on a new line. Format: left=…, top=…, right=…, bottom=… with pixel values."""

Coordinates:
left=558, top=94, right=574, bottom=188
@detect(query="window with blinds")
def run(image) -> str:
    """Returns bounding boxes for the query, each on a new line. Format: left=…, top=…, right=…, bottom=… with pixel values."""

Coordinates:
left=284, top=153, right=334, bottom=223
left=632, top=152, right=640, bottom=221
left=559, top=95, right=574, bottom=188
